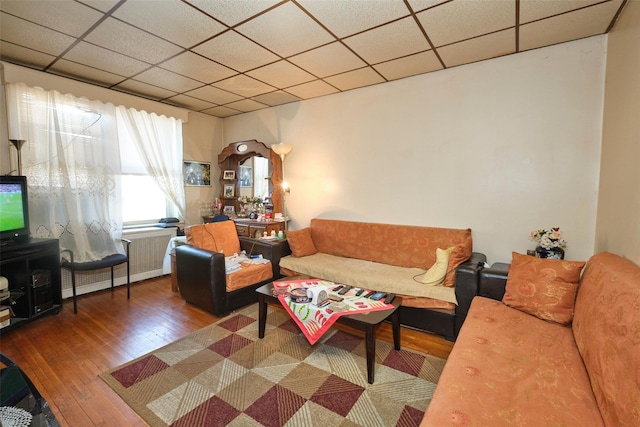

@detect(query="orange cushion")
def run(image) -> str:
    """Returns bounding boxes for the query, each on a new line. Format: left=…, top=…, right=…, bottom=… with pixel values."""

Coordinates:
left=309, top=218, right=472, bottom=270
left=185, top=221, right=240, bottom=256
left=226, top=261, right=272, bottom=291
left=286, top=228, right=318, bottom=257
left=502, top=252, right=586, bottom=326
left=444, top=232, right=473, bottom=287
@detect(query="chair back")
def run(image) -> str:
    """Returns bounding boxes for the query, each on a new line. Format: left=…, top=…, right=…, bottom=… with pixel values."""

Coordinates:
left=185, top=221, right=240, bottom=256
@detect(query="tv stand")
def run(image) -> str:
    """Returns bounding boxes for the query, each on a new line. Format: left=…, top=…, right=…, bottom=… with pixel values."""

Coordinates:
left=0, top=238, right=62, bottom=334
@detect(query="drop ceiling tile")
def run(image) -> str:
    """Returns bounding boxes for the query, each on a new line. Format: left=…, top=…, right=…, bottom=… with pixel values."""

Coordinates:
left=0, top=13, right=76, bottom=56
left=298, top=0, right=410, bottom=38
left=49, top=59, right=124, bottom=87
left=114, top=79, right=178, bottom=100
left=64, top=41, right=149, bottom=77
left=84, top=17, right=183, bottom=64
left=324, top=67, right=385, bottom=92
left=246, top=61, right=315, bottom=89
left=374, top=50, right=443, bottom=81
left=519, top=1, right=623, bottom=52
left=0, top=0, right=103, bottom=38
left=133, top=67, right=203, bottom=93
left=224, top=99, right=268, bottom=112
left=438, top=28, right=515, bottom=68
left=200, top=105, right=242, bottom=117
left=289, top=42, right=366, bottom=78
left=76, top=0, right=120, bottom=13
left=184, top=85, right=242, bottom=105
left=213, top=74, right=275, bottom=97
left=417, top=0, right=514, bottom=47
left=192, top=30, right=279, bottom=72
left=236, top=2, right=334, bottom=57
left=252, top=91, right=301, bottom=106
left=343, top=17, right=427, bottom=65
left=112, top=0, right=226, bottom=48
left=160, top=52, right=236, bottom=84
left=286, top=80, right=339, bottom=99
left=520, top=0, right=606, bottom=24
left=406, top=0, right=450, bottom=14
left=165, top=94, right=217, bottom=111
left=0, top=42, right=55, bottom=69
left=185, top=0, right=281, bottom=27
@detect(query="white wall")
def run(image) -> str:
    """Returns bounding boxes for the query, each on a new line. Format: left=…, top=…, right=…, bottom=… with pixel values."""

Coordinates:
left=596, top=0, right=640, bottom=265
left=182, top=111, right=224, bottom=226
left=225, top=36, right=607, bottom=264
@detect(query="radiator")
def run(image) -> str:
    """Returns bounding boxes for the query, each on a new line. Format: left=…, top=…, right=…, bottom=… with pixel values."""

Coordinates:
left=60, top=227, right=177, bottom=299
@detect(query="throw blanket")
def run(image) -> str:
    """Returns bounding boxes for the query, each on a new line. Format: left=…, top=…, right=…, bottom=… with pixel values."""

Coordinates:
left=276, top=279, right=393, bottom=345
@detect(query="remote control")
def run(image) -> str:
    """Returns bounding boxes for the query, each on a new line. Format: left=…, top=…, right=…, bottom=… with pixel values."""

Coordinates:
left=370, top=292, right=387, bottom=301
left=337, top=285, right=352, bottom=295
left=384, top=293, right=395, bottom=304
left=355, top=288, right=365, bottom=296
left=363, top=290, right=376, bottom=298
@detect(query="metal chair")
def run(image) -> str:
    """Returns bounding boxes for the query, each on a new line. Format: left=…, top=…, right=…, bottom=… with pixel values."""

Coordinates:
left=60, top=239, right=131, bottom=314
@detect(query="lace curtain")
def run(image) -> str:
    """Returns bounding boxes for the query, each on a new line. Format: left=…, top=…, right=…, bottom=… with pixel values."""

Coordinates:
left=6, top=83, right=123, bottom=262
left=6, top=83, right=186, bottom=263
left=116, top=106, right=186, bottom=221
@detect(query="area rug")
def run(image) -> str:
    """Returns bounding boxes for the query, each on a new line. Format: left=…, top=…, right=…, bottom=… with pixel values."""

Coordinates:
left=100, top=303, right=446, bottom=427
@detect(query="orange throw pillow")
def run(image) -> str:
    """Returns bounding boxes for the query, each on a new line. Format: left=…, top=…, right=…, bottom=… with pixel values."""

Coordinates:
left=443, top=231, right=473, bottom=287
left=286, top=228, right=318, bottom=257
left=502, top=252, right=586, bottom=326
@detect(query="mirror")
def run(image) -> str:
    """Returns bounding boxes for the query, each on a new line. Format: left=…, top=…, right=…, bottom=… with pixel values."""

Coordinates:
left=218, top=140, right=283, bottom=215
left=238, top=157, right=271, bottom=200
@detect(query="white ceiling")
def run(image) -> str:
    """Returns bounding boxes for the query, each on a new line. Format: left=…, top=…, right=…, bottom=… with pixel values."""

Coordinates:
left=0, top=0, right=627, bottom=118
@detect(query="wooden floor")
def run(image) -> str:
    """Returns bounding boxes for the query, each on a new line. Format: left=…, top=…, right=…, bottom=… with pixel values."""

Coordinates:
left=0, top=276, right=453, bottom=426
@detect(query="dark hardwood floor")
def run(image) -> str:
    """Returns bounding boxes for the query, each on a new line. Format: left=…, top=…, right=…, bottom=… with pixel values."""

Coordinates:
left=0, top=275, right=453, bottom=426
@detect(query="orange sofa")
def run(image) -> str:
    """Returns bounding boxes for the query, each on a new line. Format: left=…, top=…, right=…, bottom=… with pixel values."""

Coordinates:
left=422, top=251, right=640, bottom=426
left=279, top=218, right=486, bottom=340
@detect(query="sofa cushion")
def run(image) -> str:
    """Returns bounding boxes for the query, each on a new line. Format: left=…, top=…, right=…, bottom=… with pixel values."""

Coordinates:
left=185, top=221, right=240, bottom=256
left=309, top=218, right=472, bottom=270
left=422, top=297, right=604, bottom=426
left=279, top=252, right=458, bottom=304
left=286, top=227, right=317, bottom=257
left=502, top=252, right=585, bottom=326
left=572, top=252, right=640, bottom=427
left=444, top=235, right=473, bottom=287
left=416, top=247, right=452, bottom=286
left=226, top=261, right=272, bottom=292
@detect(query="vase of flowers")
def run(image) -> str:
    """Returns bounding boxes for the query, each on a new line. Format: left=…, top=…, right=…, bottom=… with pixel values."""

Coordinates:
left=529, top=227, right=567, bottom=259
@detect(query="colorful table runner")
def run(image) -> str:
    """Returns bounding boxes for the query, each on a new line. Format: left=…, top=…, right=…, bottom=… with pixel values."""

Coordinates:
left=275, top=279, right=393, bottom=345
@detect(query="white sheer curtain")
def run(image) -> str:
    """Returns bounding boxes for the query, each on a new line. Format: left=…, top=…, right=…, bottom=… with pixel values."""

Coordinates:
left=6, top=83, right=123, bottom=262
left=115, top=106, right=186, bottom=221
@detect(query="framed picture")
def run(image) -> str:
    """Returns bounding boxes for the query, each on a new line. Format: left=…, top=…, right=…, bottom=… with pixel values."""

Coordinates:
left=223, top=183, right=235, bottom=198
left=223, top=170, right=235, bottom=180
left=183, top=161, right=211, bottom=186
left=239, top=165, right=253, bottom=187
left=223, top=205, right=235, bottom=215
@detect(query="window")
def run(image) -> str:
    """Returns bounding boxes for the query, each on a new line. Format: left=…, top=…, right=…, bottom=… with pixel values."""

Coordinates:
left=121, top=175, right=168, bottom=224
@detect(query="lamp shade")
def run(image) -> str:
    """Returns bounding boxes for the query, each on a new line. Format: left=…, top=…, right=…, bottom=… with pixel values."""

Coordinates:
left=271, top=143, right=292, bottom=158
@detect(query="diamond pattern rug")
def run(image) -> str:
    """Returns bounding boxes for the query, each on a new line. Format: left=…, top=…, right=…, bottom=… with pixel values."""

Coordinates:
left=100, top=303, right=446, bottom=426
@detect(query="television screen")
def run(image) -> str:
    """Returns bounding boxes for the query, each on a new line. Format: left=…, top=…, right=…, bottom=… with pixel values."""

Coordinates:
left=0, top=175, right=30, bottom=241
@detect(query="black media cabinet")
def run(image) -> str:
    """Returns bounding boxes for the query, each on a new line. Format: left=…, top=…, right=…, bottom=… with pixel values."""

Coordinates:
left=0, top=238, right=62, bottom=334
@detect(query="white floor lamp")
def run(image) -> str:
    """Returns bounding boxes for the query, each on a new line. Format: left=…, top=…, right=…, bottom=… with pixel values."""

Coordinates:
left=271, top=143, right=292, bottom=229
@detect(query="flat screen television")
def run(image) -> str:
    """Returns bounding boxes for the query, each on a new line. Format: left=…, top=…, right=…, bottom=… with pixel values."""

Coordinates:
left=0, top=175, right=31, bottom=243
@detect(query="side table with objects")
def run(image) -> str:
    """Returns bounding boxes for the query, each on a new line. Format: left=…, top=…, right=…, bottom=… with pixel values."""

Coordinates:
left=256, top=277, right=402, bottom=384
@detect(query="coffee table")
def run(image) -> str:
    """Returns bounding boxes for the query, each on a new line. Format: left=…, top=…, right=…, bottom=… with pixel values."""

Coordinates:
left=256, top=281, right=402, bottom=384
